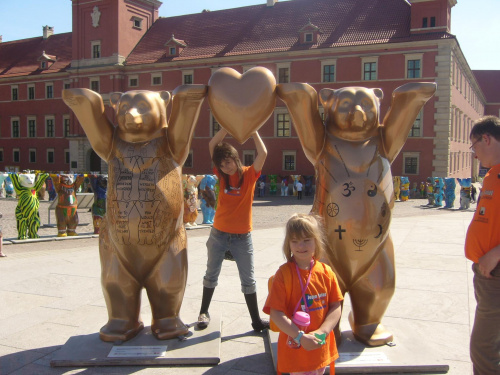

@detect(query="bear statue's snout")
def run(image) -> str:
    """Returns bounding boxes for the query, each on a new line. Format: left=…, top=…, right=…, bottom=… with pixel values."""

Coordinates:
left=349, top=105, right=367, bottom=128
left=125, top=108, right=142, bottom=128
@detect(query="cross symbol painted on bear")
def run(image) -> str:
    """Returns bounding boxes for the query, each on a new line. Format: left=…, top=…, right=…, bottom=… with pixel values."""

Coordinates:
left=334, top=225, right=346, bottom=240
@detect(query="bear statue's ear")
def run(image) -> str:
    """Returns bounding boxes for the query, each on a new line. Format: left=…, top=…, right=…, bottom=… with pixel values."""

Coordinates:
left=372, top=88, right=383, bottom=100
left=109, top=92, right=123, bottom=110
left=159, top=91, right=171, bottom=106
left=319, top=88, right=335, bottom=108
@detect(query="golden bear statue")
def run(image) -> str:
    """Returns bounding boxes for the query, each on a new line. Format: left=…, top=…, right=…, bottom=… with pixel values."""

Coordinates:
left=277, top=82, right=436, bottom=346
left=63, top=86, right=206, bottom=342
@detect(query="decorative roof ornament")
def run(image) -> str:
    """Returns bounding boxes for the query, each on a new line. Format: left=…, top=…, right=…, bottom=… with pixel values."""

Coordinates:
left=164, top=34, right=187, bottom=48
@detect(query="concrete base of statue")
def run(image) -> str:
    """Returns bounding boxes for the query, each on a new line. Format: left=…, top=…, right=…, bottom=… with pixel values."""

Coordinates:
left=51, top=314, right=221, bottom=367
left=268, top=328, right=449, bottom=374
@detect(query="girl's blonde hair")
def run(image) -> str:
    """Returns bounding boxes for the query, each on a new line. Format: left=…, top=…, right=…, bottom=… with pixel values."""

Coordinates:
left=283, top=213, right=326, bottom=262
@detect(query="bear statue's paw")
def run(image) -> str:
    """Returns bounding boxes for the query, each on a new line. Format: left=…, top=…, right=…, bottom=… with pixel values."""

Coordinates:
left=349, top=314, right=393, bottom=347
left=58, top=232, right=67, bottom=237
left=67, top=231, right=78, bottom=236
left=99, top=319, right=144, bottom=343
left=151, top=317, right=189, bottom=340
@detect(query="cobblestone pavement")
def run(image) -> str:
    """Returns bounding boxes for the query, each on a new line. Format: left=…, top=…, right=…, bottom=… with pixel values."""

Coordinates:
left=0, top=193, right=477, bottom=245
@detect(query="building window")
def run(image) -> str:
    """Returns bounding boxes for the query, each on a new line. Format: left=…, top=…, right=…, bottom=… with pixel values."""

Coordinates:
left=169, top=47, right=177, bottom=55
left=323, top=64, right=335, bottom=83
left=422, top=18, right=428, bottom=28
left=12, top=86, right=18, bottom=101
left=183, top=71, right=193, bottom=84
left=46, top=84, right=53, bottom=99
left=243, top=150, right=255, bottom=167
left=211, top=115, right=221, bottom=136
left=90, top=79, right=100, bottom=92
left=278, top=66, right=290, bottom=84
left=152, top=74, right=162, bottom=86
left=46, top=118, right=55, bottom=137
left=304, top=33, right=313, bottom=42
left=129, top=76, right=139, bottom=87
left=363, top=62, right=377, bottom=81
left=430, top=17, right=436, bottom=27
left=276, top=112, right=291, bottom=137
left=12, top=119, right=20, bottom=138
left=184, top=151, right=193, bottom=168
left=65, top=149, right=70, bottom=164
left=64, top=82, right=71, bottom=90
left=13, top=149, right=20, bottom=163
left=29, top=149, right=36, bottom=163
left=0, top=149, right=3, bottom=162
left=28, top=118, right=36, bottom=138
left=132, top=17, right=143, bottom=29
left=47, top=149, right=55, bottom=164
left=64, top=117, right=70, bottom=137
left=403, top=153, right=419, bottom=175
left=28, top=85, right=35, bottom=100
left=91, top=41, right=101, bottom=59
left=407, top=60, right=421, bottom=78
left=283, top=151, right=296, bottom=171
left=409, top=111, right=422, bottom=137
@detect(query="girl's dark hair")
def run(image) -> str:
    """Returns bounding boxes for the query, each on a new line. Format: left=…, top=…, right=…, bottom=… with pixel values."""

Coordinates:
left=212, top=142, right=244, bottom=188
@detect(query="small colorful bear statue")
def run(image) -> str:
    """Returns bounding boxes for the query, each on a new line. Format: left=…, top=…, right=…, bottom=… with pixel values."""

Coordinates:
left=400, top=176, right=410, bottom=201
left=183, top=175, right=200, bottom=227
left=269, top=174, right=278, bottom=195
left=280, top=176, right=289, bottom=196
left=393, top=176, right=401, bottom=201
left=50, top=174, right=85, bottom=237
left=199, top=174, right=217, bottom=225
left=444, top=177, right=456, bottom=208
left=10, top=172, right=48, bottom=240
left=433, top=177, right=445, bottom=207
left=0, top=173, right=8, bottom=198
left=89, top=174, right=108, bottom=234
left=4, top=176, right=14, bottom=198
left=419, top=181, right=426, bottom=198
left=304, top=175, right=314, bottom=196
left=291, top=175, right=301, bottom=196
left=45, top=176, right=57, bottom=201
left=426, top=177, right=435, bottom=205
left=457, top=178, right=472, bottom=210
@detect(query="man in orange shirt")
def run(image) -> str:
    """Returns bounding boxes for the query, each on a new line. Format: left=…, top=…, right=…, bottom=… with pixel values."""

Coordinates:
left=465, top=116, right=500, bottom=375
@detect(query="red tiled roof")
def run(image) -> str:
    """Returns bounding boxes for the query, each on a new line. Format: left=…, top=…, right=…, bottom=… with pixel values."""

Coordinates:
left=473, top=70, right=500, bottom=103
left=126, top=0, right=454, bottom=65
left=0, top=33, right=72, bottom=78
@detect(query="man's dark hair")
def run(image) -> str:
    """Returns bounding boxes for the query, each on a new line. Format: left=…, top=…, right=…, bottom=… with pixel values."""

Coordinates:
left=470, top=116, right=500, bottom=141
left=212, top=142, right=243, bottom=188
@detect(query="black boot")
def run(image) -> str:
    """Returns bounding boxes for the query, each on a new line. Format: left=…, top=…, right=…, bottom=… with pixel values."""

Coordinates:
left=244, top=292, right=269, bottom=332
left=197, top=287, right=215, bottom=329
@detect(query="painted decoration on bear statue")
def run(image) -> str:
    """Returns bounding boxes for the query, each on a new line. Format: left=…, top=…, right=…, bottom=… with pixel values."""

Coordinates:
left=0, top=173, right=8, bottom=198
left=89, top=174, right=108, bottom=234
left=433, top=177, right=445, bottom=207
left=199, top=174, right=217, bottom=224
left=4, top=176, right=14, bottom=198
left=50, top=174, right=85, bottom=237
left=393, top=176, right=401, bottom=201
left=63, top=84, right=207, bottom=342
left=277, top=82, right=436, bottom=346
left=10, top=173, right=48, bottom=240
left=444, top=177, right=456, bottom=209
left=400, top=176, right=410, bottom=201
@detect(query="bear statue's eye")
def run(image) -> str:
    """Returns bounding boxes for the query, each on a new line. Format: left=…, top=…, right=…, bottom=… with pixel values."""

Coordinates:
left=120, top=104, right=129, bottom=113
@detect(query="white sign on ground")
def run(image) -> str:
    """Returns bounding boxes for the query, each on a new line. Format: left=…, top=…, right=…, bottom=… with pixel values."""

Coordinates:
left=338, top=352, right=391, bottom=364
left=108, top=346, right=167, bottom=358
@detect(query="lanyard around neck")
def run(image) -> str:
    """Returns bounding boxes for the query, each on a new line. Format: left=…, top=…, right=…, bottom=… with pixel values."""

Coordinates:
left=293, top=259, right=314, bottom=314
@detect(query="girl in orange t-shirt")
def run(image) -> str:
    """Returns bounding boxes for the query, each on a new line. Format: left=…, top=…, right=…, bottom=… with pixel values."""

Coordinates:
left=264, top=213, right=343, bottom=375
left=197, top=129, right=270, bottom=332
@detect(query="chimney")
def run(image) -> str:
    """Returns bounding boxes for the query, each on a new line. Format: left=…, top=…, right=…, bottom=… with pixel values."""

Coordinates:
left=0, top=35, right=2, bottom=43
left=43, top=26, right=54, bottom=39
left=267, top=0, right=278, bottom=6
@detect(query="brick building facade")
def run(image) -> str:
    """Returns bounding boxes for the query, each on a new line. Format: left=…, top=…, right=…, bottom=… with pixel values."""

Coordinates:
left=0, top=0, right=495, bottom=184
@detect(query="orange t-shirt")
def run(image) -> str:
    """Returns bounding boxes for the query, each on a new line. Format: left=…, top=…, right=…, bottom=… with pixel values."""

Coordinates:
left=465, top=164, right=500, bottom=263
left=263, top=261, right=344, bottom=373
left=213, top=165, right=260, bottom=234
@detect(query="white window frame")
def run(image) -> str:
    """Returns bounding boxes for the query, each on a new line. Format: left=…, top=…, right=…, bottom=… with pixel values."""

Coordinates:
left=27, top=84, right=35, bottom=100
left=11, top=117, right=20, bottom=138
left=63, top=80, right=71, bottom=90
left=361, top=56, right=378, bottom=81
left=13, top=148, right=20, bottom=163
left=27, top=116, right=37, bottom=138
left=91, top=40, right=101, bottom=59
left=169, top=46, right=177, bottom=56
left=11, top=85, right=19, bottom=101
left=405, top=53, right=423, bottom=79
left=29, top=148, right=37, bottom=163
left=45, top=116, right=55, bottom=137
left=132, top=17, right=143, bottom=30
left=408, top=110, right=422, bottom=138
left=65, top=149, right=70, bottom=164
left=182, top=70, right=194, bottom=85
left=45, top=82, right=54, bottom=99
left=47, top=148, right=55, bottom=164
left=210, top=113, right=221, bottom=137
left=151, top=73, right=162, bottom=86
left=275, top=108, right=291, bottom=138
left=304, top=32, right=313, bottom=43
left=283, top=150, right=297, bottom=171
left=403, top=152, right=420, bottom=175
left=242, top=150, right=256, bottom=166
left=276, top=62, right=291, bottom=84
left=129, top=75, right=139, bottom=87
left=321, top=59, right=337, bottom=83
left=63, top=115, right=70, bottom=137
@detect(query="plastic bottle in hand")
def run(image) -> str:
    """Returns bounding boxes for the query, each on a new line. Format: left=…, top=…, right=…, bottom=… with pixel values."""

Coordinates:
left=287, top=311, right=310, bottom=349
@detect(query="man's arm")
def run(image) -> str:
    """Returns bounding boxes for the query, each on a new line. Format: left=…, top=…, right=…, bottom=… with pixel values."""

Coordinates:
left=478, top=245, right=500, bottom=278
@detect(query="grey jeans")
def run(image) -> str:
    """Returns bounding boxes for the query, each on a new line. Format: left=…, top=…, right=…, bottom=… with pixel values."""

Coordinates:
left=203, top=227, right=257, bottom=294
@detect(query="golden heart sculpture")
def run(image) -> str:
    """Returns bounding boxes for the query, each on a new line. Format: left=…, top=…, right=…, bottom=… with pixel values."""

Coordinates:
left=208, top=67, right=277, bottom=144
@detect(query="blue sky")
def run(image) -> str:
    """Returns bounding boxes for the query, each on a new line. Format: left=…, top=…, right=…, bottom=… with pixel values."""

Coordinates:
left=1, top=0, right=498, bottom=70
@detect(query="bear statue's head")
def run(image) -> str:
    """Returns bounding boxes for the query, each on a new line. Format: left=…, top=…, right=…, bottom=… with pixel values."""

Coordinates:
left=61, top=174, right=75, bottom=185
left=200, top=175, right=217, bottom=190
left=97, top=175, right=108, bottom=189
left=19, top=173, right=36, bottom=188
left=457, top=177, right=472, bottom=188
left=110, top=90, right=171, bottom=143
left=319, top=86, right=383, bottom=141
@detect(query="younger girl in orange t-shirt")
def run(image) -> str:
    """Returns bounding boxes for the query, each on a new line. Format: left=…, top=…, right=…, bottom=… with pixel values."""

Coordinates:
left=264, top=213, right=343, bottom=375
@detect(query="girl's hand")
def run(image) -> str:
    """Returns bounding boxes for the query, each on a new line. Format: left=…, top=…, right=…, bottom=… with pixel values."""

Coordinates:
left=300, top=332, right=323, bottom=351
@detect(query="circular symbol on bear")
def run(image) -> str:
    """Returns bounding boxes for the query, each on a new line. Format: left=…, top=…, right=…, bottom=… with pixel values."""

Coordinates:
left=327, top=203, right=339, bottom=217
